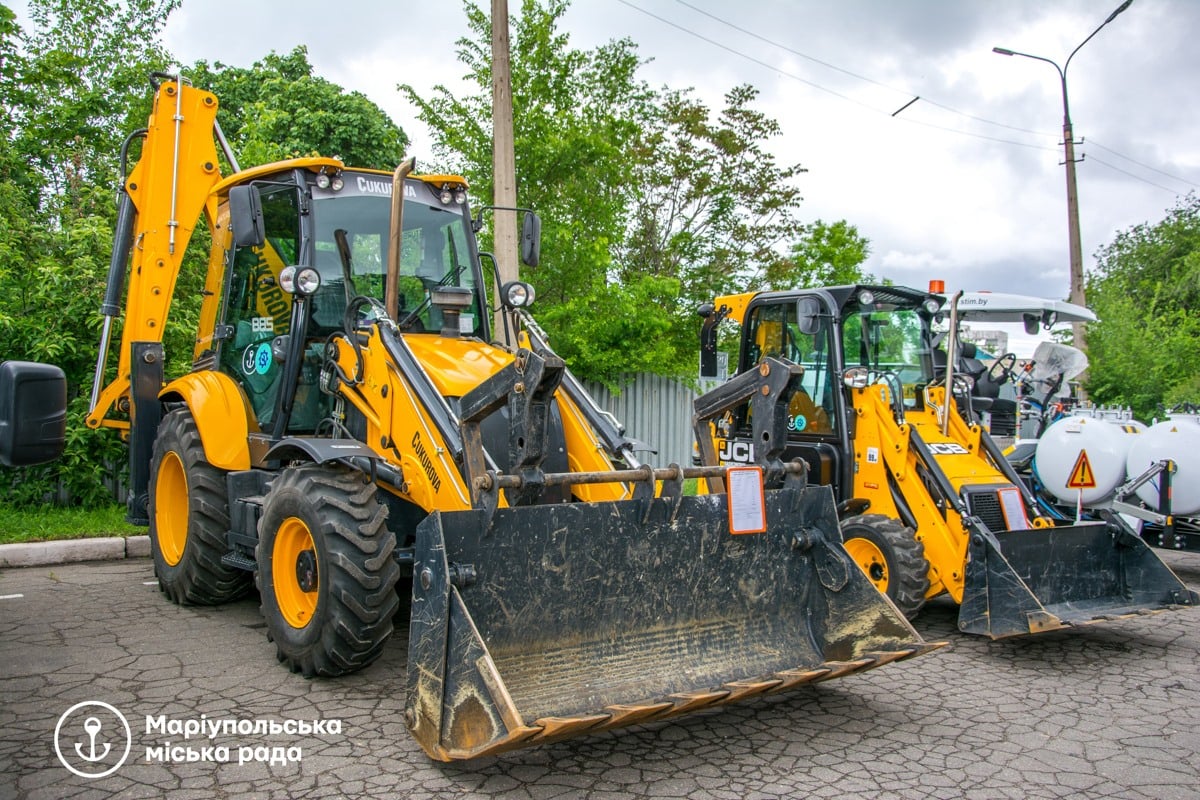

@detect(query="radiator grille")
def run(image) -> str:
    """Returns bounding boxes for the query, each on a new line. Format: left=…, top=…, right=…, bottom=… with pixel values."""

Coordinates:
left=964, top=488, right=1006, bottom=532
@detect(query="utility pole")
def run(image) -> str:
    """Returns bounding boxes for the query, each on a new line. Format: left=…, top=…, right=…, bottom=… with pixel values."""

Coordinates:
left=491, top=0, right=519, bottom=340
left=993, top=0, right=1133, bottom=356
left=1062, top=101, right=1085, bottom=353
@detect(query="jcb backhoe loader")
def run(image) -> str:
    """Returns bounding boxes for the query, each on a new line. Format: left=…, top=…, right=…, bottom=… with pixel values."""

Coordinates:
left=697, top=284, right=1197, bottom=638
left=0, top=76, right=939, bottom=760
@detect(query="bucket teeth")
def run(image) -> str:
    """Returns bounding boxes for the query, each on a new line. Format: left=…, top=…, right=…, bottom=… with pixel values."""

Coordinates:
left=812, top=658, right=876, bottom=682
left=857, top=649, right=923, bottom=671
left=720, top=678, right=784, bottom=703
left=665, top=689, right=732, bottom=715
left=531, top=714, right=610, bottom=742
left=768, top=668, right=833, bottom=692
left=599, top=702, right=675, bottom=729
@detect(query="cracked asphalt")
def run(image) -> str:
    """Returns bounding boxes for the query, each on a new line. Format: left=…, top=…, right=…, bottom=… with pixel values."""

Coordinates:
left=1, top=551, right=1198, bottom=800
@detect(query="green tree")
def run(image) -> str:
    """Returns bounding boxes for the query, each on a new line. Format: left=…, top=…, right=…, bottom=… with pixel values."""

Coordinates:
left=620, top=85, right=808, bottom=303
left=772, top=219, right=872, bottom=289
left=1086, top=193, right=1200, bottom=419
left=188, top=46, right=408, bottom=169
left=0, top=0, right=178, bottom=507
left=14, top=0, right=178, bottom=211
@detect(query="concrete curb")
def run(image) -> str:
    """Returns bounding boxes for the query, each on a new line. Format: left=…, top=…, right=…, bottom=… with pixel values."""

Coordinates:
left=0, top=536, right=151, bottom=568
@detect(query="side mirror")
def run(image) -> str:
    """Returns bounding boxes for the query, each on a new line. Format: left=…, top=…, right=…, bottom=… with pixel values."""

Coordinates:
left=520, top=212, right=541, bottom=268
left=0, top=361, right=67, bottom=467
left=796, top=297, right=821, bottom=335
left=228, top=185, right=265, bottom=248
left=1022, top=312, right=1039, bottom=336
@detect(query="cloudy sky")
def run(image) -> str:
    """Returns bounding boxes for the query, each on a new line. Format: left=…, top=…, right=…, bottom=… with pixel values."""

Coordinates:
left=14, top=0, right=1200, bottom=350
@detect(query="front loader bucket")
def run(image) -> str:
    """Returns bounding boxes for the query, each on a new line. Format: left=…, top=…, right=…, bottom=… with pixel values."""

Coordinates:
left=406, top=482, right=940, bottom=761
left=958, top=518, right=1198, bottom=638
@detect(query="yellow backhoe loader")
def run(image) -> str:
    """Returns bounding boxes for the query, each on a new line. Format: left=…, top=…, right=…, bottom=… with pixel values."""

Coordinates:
left=0, top=77, right=939, bottom=760
left=697, top=284, right=1197, bottom=638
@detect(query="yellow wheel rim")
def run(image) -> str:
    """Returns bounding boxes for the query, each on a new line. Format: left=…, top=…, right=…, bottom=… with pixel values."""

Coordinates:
left=155, top=450, right=189, bottom=567
left=845, top=536, right=889, bottom=593
left=274, top=517, right=318, bottom=629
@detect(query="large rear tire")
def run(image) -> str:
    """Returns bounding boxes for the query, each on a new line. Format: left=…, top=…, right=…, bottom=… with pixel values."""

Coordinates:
left=148, top=408, right=252, bottom=605
left=256, top=465, right=400, bottom=677
left=841, top=514, right=930, bottom=619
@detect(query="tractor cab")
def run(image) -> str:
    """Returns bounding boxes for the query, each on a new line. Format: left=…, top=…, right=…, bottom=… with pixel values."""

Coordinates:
left=701, top=284, right=945, bottom=494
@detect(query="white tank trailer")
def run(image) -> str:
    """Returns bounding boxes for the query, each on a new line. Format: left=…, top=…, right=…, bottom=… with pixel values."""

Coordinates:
left=1035, top=414, right=1200, bottom=549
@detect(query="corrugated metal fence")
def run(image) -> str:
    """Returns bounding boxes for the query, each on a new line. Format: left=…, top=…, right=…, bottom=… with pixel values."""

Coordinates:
left=582, top=373, right=700, bottom=467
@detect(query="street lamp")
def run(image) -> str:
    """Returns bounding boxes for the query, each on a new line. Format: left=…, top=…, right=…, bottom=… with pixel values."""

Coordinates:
left=993, top=0, right=1133, bottom=354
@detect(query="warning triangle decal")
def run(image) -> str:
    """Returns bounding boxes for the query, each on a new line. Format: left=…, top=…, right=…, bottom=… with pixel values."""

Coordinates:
left=1066, top=449, right=1097, bottom=489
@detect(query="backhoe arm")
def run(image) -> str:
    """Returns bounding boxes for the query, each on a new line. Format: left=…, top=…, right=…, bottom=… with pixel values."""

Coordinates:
left=86, top=77, right=223, bottom=431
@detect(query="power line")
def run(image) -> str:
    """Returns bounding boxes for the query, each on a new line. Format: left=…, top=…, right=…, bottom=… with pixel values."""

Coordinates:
left=1086, top=154, right=1184, bottom=194
left=614, top=0, right=1059, bottom=153
left=612, top=0, right=876, bottom=112
left=671, top=0, right=1058, bottom=139
left=1087, top=139, right=1200, bottom=189
left=619, top=0, right=1193, bottom=193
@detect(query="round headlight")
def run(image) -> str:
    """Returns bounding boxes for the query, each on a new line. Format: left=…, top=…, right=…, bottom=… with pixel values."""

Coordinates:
left=923, top=299, right=941, bottom=315
left=440, top=187, right=453, bottom=205
left=279, top=266, right=297, bottom=294
left=315, top=172, right=331, bottom=189
left=330, top=175, right=344, bottom=192
left=295, top=267, right=321, bottom=296
left=857, top=289, right=876, bottom=306
left=501, top=281, right=536, bottom=309
left=843, top=366, right=870, bottom=389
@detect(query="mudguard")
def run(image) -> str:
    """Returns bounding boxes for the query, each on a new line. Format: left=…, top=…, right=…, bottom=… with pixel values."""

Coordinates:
left=160, top=371, right=256, bottom=471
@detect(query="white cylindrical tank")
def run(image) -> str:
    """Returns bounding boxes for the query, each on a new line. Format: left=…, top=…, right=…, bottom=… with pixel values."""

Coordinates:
left=1036, top=416, right=1136, bottom=505
left=1125, top=421, right=1200, bottom=516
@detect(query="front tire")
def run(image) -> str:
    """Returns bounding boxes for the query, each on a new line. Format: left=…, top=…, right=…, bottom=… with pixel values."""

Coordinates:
left=841, top=514, right=930, bottom=619
left=257, top=465, right=400, bottom=677
left=148, top=408, right=251, bottom=605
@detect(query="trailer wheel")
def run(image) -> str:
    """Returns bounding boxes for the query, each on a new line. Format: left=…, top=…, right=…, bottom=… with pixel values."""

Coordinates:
left=149, top=408, right=252, bottom=604
left=257, top=465, right=400, bottom=677
left=841, top=514, right=930, bottom=619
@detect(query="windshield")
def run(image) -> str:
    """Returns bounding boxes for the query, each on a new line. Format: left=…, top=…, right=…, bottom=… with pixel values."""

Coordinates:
left=310, top=173, right=483, bottom=337
left=841, top=305, right=933, bottom=409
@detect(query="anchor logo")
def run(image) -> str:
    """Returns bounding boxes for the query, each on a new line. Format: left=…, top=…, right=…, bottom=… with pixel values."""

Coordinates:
left=75, top=717, right=111, bottom=762
left=54, top=701, right=132, bottom=778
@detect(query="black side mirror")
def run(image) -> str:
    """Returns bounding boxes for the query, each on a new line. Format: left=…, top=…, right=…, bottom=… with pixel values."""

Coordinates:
left=796, top=297, right=822, bottom=335
left=0, top=361, right=67, bottom=467
left=1023, top=313, right=1039, bottom=336
left=520, top=212, right=541, bottom=268
left=229, top=185, right=265, bottom=248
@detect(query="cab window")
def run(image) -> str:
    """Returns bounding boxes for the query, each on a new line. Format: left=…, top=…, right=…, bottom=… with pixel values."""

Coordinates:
left=744, top=301, right=837, bottom=435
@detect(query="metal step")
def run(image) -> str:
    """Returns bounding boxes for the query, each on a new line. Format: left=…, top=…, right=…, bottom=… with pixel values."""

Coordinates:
left=221, top=550, right=257, bottom=572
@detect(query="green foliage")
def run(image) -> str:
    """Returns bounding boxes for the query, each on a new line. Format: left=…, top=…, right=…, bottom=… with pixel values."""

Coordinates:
left=1086, top=193, right=1200, bottom=419
left=621, top=84, right=808, bottom=302
left=189, top=47, right=408, bottom=169
left=535, top=274, right=683, bottom=386
left=0, top=0, right=178, bottom=507
left=15, top=0, right=177, bottom=206
left=775, top=220, right=873, bottom=289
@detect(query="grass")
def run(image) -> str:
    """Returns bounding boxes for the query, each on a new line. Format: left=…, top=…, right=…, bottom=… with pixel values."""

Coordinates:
left=0, top=504, right=143, bottom=545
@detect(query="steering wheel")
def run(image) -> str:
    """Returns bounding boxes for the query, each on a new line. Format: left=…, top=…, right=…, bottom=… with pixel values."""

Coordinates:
left=987, top=352, right=1018, bottom=383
